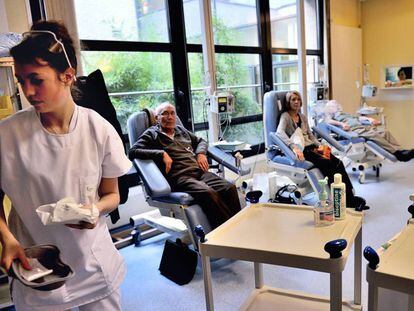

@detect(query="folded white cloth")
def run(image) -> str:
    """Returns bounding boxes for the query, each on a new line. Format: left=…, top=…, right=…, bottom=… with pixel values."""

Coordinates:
left=291, top=127, right=305, bottom=151
left=36, top=197, right=99, bottom=225
left=18, top=258, right=53, bottom=282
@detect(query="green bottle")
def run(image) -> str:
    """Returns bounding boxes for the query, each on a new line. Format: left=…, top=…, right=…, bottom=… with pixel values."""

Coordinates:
left=314, top=177, right=334, bottom=227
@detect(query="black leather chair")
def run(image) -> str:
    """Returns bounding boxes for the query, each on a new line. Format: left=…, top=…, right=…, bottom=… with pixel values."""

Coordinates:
left=127, top=109, right=250, bottom=249
left=74, top=69, right=130, bottom=223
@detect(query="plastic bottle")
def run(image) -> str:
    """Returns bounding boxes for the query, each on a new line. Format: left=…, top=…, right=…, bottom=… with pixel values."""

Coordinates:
left=331, top=173, right=346, bottom=220
left=314, top=177, right=334, bottom=227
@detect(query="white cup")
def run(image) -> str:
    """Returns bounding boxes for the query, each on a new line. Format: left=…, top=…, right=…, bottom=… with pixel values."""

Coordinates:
left=253, top=173, right=269, bottom=195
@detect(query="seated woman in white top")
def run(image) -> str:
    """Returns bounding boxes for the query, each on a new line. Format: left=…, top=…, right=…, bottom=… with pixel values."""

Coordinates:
left=0, top=20, right=131, bottom=310
left=276, top=91, right=368, bottom=210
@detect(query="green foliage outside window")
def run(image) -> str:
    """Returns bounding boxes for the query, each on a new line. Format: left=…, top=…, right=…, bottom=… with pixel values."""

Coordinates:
left=81, top=51, right=174, bottom=133
left=81, top=15, right=263, bottom=144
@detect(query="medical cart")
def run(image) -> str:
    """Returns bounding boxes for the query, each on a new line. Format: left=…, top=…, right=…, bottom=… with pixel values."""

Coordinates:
left=365, top=216, right=414, bottom=311
left=197, top=203, right=363, bottom=311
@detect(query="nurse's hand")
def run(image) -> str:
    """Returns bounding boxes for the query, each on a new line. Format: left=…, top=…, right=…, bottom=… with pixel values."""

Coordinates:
left=1, top=238, right=31, bottom=271
left=65, top=204, right=98, bottom=230
left=66, top=221, right=97, bottom=230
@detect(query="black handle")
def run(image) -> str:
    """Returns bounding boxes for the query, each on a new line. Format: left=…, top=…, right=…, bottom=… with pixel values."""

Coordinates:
left=194, top=225, right=206, bottom=243
left=177, top=90, right=185, bottom=98
left=264, top=82, right=272, bottom=93
left=408, top=205, right=414, bottom=218
left=364, top=246, right=380, bottom=270
left=245, top=190, right=263, bottom=204
left=324, top=239, right=347, bottom=258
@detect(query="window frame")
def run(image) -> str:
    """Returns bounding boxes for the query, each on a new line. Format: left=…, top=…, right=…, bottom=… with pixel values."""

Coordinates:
left=30, top=0, right=325, bottom=154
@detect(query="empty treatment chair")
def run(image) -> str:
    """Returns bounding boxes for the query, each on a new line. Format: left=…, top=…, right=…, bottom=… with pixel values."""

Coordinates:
left=127, top=109, right=250, bottom=249
left=313, top=121, right=397, bottom=183
left=263, top=91, right=327, bottom=205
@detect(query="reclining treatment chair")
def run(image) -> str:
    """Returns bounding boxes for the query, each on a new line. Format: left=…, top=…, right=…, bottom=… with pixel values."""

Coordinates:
left=263, top=91, right=327, bottom=205
left=127, top=110, right=250, bottom=249
left=313, top=120, right=397, bottom=184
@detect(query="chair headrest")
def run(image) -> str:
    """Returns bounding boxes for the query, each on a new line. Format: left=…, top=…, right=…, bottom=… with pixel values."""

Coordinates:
left=276, top=91, right=289, bottom=113
left=142, top=108, right=156, bottom=126
left=277, top=99, right=282, bottom=111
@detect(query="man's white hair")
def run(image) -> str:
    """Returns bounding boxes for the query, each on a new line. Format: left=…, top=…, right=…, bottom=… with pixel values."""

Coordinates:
left=324, top=100, right=343, bottom=116
left=155, top=102, right=175, bottom=115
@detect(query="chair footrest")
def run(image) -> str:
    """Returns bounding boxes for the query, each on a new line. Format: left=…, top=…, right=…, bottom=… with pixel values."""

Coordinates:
left=143, top=210, right=188, bottom=234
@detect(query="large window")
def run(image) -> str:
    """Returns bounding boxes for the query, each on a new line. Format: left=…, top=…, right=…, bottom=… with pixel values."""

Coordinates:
left=81, top=51, right=174, bottom=133
left=73, top=0, right=192, bottom=133
left=74, top=0, right=169, bottom=42
left=211, top=0, right=259, bottom=47
left=215, top=53, right=262, bottom=117
left=32, top=0, right=324, bottom=151
left=272, top=54, right=319, bottom=91
left=269, top=0, right=318, bottom=49
left=270, top=0, right=323, bottom=101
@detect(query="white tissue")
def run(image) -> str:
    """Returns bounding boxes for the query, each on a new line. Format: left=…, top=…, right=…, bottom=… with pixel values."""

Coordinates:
left=18, top=258, right=53, bottom=282
left=36, top=197, right=99, bottom=225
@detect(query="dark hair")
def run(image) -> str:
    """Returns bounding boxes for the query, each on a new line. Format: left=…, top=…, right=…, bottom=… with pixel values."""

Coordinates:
left=398, top=68, right=406, bottom=77
left=10, top=20, right=77, bottom=74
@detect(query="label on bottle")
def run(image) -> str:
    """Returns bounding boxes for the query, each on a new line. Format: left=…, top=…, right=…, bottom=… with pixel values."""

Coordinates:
left=333, top=188, right=341, bottom=218
left=332, top=187, right=345, bottom=219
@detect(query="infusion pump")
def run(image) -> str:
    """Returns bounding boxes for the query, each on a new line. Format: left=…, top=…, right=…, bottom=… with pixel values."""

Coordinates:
left=210, top=92, right=235, bottom=114
left=362, top=85, right=377, bottom=98
left=309, top=83, right=328, bottom=102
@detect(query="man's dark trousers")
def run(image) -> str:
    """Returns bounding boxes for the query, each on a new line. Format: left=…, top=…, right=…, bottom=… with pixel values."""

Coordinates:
left=170, top=171, right=241, bottom=229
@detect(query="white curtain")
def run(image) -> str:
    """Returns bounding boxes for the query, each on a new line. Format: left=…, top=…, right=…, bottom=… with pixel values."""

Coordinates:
left=43, top=0, right=83, bottom=75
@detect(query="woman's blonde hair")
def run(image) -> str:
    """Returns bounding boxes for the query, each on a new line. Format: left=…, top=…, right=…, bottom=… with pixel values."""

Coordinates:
left=285, top=91, right=302, bottom=105
left=282, top=91, right=302, bottom=112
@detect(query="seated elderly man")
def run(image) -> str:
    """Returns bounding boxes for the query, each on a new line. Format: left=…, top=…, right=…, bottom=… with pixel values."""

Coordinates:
left=324, top=100, right=414, bottom=162
left=128, top=102, right=241, bottom=229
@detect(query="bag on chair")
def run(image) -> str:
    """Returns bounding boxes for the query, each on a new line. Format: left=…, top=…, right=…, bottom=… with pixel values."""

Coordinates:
left=159, top=239, right=198, bottom=285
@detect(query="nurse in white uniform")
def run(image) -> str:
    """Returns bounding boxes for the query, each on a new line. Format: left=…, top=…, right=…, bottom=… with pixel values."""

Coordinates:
left=0, top=20, right=131, bottom=310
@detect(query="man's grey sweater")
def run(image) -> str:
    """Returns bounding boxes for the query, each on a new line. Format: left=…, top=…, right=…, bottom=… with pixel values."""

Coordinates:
left=129, top=124, right=208, bottom=180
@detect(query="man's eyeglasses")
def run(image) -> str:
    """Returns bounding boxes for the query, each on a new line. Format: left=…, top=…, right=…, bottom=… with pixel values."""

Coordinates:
left=22, top=30, right=74, bottom=71
left=158, top=111, right=176, bottom=117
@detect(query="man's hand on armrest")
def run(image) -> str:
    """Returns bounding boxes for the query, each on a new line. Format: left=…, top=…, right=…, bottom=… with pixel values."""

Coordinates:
left=197, top=153, right=209, bottom=172
left=327, top=119, right=350, bottom=131
left=359, top=116, right=380, bottom=126
left=341, top=122, right=350, bottom=131
left=369, top=118, right=381, bottom=126
left=163, top=152, right=173, bottom=174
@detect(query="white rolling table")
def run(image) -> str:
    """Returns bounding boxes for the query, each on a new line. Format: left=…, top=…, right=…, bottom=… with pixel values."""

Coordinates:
left=366, top=219, right=414, bottom=311
left=197, top=203, right=363, bottom=311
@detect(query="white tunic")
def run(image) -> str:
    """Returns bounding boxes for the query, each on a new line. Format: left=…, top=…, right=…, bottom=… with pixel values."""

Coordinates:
left=0, top=105, right=132, bottom=310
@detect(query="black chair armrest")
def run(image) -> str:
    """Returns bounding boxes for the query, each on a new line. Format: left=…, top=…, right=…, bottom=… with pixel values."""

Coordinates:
left=207, top=146, right=250, bottom=176
left=133, top=159, right=171, bottom=197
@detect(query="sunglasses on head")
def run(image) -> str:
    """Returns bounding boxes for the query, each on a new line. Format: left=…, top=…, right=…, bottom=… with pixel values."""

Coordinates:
left=22, top=30, right=74, bottom=72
